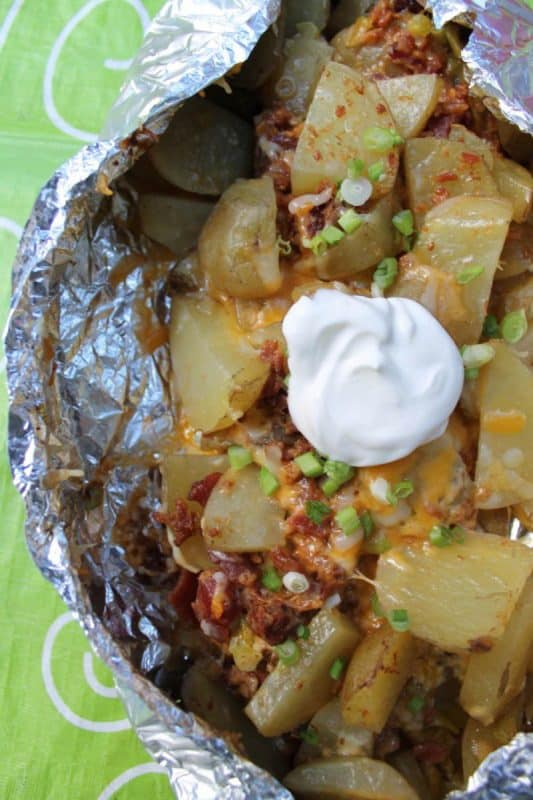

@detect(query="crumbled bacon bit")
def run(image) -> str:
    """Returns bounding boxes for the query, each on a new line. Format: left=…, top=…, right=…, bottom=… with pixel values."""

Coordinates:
left=226, top=664, right=260, bottom=700
left=270, top=546, right=302, bottom=575
left=187, top=472, right=222, bottom=507
left=376, top=102, right=388, bottom=114
left=423, top=82, right=470, bottom=137
left=168, top=569, right=197, bottom=619
left=290, top=530, right=346, bottom=590
left=154, top=499, right=199, bottom=545
left=208, top=550, right=258, bottom=587
left=335, top=105, right=347, bottom=118
left=461, top=151, right=482, bottom=165
left=260, top=339, right=286, bottom=375
left=192, top=569, right=239, bottom=642
left=242, top=586, right=302, bottom=644
left=436, top=171, right=457, bottom=182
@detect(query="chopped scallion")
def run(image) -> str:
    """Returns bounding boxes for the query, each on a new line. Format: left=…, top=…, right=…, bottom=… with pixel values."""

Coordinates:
left=363, top=126, right=404, bottom=151
left=329, top=656, right=347, bottom=680
left=305, top=499, right=331, bottom=525
left=386, top=479, right=414, bottom=506
left=368, top=160, right=385, bottom=182
left=365, top=531, right=391, bottom=554
left=373, top=257, right=398, bottom=290
left=360, top=510, right=375, bottom=537
left=392, top=209, right=414, bottom=236
left=501, top=309, right=527, bottom=344
left=338, top=208, right=363, bottom=234
left=321, top=225, right=345, bottom=246
left=275, top=639, right=301, bottom=666
left=347, top=157, right=365, bottom=179
left=261, top=566, right=282, bottom=592
left=259, top=466, right=280, bottom=496
left=482, top=314, right=501, bottom=339
left=296, top=624, right=310, bottom=640
left=389, top=608, right=410, bottom=632
left=335, top=506, right=361, bottom=536
left=456, top=265, right=484, bottom=285
left=371, top=592, right=385, bottom=618
left=429, top=524, right=466, bottom=547
left=408, top=695, right=425, bottom=714
left=227, top=445, right=253, bottom=471
left=461, top=343, right=495, bottom=369
left=321, top=460, right=355, bottom=496
left=300, top=725, right=318, bottom=745
left=294, top=451, right=324, bottom=478
left=464, top=367, right=479, bottom=380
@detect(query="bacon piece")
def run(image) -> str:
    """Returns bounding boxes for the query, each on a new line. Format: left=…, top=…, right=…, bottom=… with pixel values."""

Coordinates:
left=187, top=472, right=222, bottom=507
left=242, top=587, right=302, bottom=645
left=290, top=531, right=346, bottom=591
left=208, top=550, right=258, bottom=587
left=154, top=499, right=199, bottom=545
left=192, top=569, right=239, bottom=642
left=168, top=569, right=197, bottom=619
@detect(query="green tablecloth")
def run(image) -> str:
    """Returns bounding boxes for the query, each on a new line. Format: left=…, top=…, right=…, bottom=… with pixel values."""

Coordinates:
left=0, top=2, right=173, bottom=797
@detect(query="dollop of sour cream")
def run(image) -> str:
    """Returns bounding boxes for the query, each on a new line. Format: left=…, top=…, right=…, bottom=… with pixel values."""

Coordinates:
left=282, top=290, right=464, bottom=466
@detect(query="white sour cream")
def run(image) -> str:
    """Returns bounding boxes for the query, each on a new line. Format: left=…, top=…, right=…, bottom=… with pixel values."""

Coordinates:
left=282, top=290, right=464, bottom=466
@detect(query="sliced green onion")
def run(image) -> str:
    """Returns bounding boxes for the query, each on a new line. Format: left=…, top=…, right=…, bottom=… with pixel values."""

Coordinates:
left=461, top=343, right=495, bottom=369
left=338, top=208, right=363, bottom=234
left=296, top=624, right=310, bottom=640
left=329, top=656, right=347, bottom=680
left=275, top=639, right=301, bottom=666
left=321, top=225, right=345, bottom=246
left=456, top=265, right=484, bottom=285
left=501, top=309, right=527, bottom=344
left=321, top=460, right=356, bottom=496
left=340, top=177, right=372, bottom=207
left=428, top=524, right=466, bottom=548
left=335, top=506, right=361, bottom=536
left=261, top=566, right=282, bottom=592
left=303, top=234, right=328, bottom=257
left=365, top=530, right=391, bottom=554
left=371, top=592, right=385, bottom=618
left=305, top=499, right=331, bottom=525
left=408, top=695, right=425, bottom=714
left=363, top=126, right=404, bottom=151
left=373, top=257, right=398, bottom=290
left=464, top=367, right=479, bottom=380
left=389, top=608, right=410, bottom=632
left=259, top=466, right=280, bottom=496
left=392, top=209, right=414, bottom=236
left=227, top=445, right=253, bottom=471
left=347, top=157, right=365, bottom=179
left=360, top=510, right=375, bottom=538
left=294, top=451, right=324, bottom=478
left=300, top=725, right=319, bottom=745
left=368, top=160, right=385, bottom=182
left=276, top=236, right=292, bottom=256
left=482, top=314, right=501, bottom=339
left=386, top=479, right=414, bottom=506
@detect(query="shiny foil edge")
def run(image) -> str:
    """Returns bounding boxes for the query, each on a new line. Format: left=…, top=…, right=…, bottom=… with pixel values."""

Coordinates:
left=5, top=0, right=532, bottom=798
left=428, top=0, right=533, bottom=134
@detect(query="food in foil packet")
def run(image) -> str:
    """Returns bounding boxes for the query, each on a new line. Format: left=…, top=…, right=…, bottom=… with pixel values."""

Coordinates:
left=127, top=1, right=533, bottom=797
left=6, top=0, right=533, bottom=799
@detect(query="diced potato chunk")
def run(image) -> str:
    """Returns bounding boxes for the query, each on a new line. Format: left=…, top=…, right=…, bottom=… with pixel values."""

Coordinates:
left=285, top=0, right=330, bottom=36
left=492, top=157, right=533, bottom=223
left=149, top=97, right=252, bottom=195
left=272, top=25, right=332, bottom=117
left=284, top=757, right=420, bottom=800
left=462, top=695, right=524, bottom=780
left=170, top=294, right=269, bottom=432
left=291, top=62, right=399, bottom=198
left=448, top=125, right=495, bottom=170
left=475, top=341, right=533, bottom=508
left=198, top=177, right=281, bottom=299
left=202, top=464, right=285, bottom=552
left=304, top=699, right=374, bottom=759
left=245, top=608, right=359, bottom=736
left=377, top=74, right=442, bottom=138
left=460, top=578, right=533, bottom=724
left=341, top=626, right=414, bottom=733
left=404, top=138, right=500, bottom=227
left=412, top=195, right=512, bottom=344
left=138, top=193, right=213, bottom=259
left=496, top=219, right=533, bottom=281
left=376, top=530, right=533, bottom=653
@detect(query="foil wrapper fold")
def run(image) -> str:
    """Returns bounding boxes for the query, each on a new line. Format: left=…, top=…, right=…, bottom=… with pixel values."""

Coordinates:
left=5, top=0, right=532, bottom=798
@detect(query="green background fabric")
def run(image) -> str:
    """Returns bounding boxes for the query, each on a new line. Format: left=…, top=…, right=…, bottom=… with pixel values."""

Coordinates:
left=0, top=1, right=174, bottom=797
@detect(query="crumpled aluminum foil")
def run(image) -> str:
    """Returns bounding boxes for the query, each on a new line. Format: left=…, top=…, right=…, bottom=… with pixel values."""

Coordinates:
left=5, top=0, right=532, bottom=798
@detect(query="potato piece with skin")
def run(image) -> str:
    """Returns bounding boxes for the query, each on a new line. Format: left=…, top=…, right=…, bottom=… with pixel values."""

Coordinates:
left=202, top=464, right=285, bottom=552
left=138, top=194, right=214, bottom=259
left=291, top=62, right=399, bottom=198
left=475, top=341, right=533, bottom=508
left=198, top=177, right=281, bottom=300
left=412, top=195, right=513, bottom=344
left=492, top=156, right=533, bottom=223
left=376, top=530, right=533, bottom=653
left=245, top=608, right=359, bottom=737
left=377, top=74, right=442, bottom=139
left=462, top=695, right=524, bottom=780
left=404, top=138, right=500, bottom=227
left=460, top=578, right=533, bottom=725
left=272, top=25, right=332, bottom=117
left=284, top=757, right=420, bottom=800
left=341, top=626, right=415, bottom=733
left=304, top=194, right=402, bottom=280
left=170, top=294, right=269, bottom=433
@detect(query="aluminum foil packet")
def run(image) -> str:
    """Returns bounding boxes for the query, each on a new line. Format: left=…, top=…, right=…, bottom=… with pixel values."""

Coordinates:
left=5, top=1, right=533, bottom=798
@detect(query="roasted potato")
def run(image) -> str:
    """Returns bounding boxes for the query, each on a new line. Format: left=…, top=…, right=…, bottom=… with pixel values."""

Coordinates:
left=461, top=695, right=524, bottom=780
left=138, top=193, right=214, bottom=259
left=284, top=757, right=420, bottom=800
left=492, top=156, right=533, bottom=223
left=272, top=24, right=332, bottom=117
left=377, top=74, right=442, bottom=139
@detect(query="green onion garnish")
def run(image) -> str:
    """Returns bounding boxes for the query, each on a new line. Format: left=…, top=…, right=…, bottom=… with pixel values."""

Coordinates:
left=360, top=510, right=375, bottom=537
left=408, top=695, right=425, bottom=714
left=305, top=499, right=331, bottom=525
left=392, top=209, right=414, bottom=236
left=338, top=208, right=363, bottom=234
left=303, top=234, right=328, bottom=257
left=347, top=157, right=365, bottom=179
left=294, top=451, right=324, bottom=478
left=300, top=725, right=319, bottom=745
left=482, top=314, right=501, bottom=339
left=461, top=343, right=495, bottom=369
left=456, top=265, right=484, bottom=285
left=296, top=624, right=310, bottom=640
left=386, top=479, right=414, bottom=506
left=389, top=609, right=410, bottom=632
left=363, top=126, right=404, bottom=151
left=371, top=592, right=385, bottom=618
left=321, top=225, right=345, bottom=246
left=335, top=506, right=361, bottom=536
left=275, top=639, right=301, bottom=666
left=261, top=566, right=282, bottom=592
left=276, top=236, right=292, bottom=256
left=428, top=524, right=466, bottom=547
left=365, top=531, right=391, bottom=554
left=368, top=160, right=385, bottom=182
left=321, top=460, right=356, bottom=497
left=227, top=445, right=253, bottom=471
left=501, top=309, right=527, bottom=344
left=329, top=656, right=347, bottom=680
left=259, top=466, right=280, bottom=496
left=373, top=257, right=398, bottom=290
left=464, top=367, right=479, bottom=380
